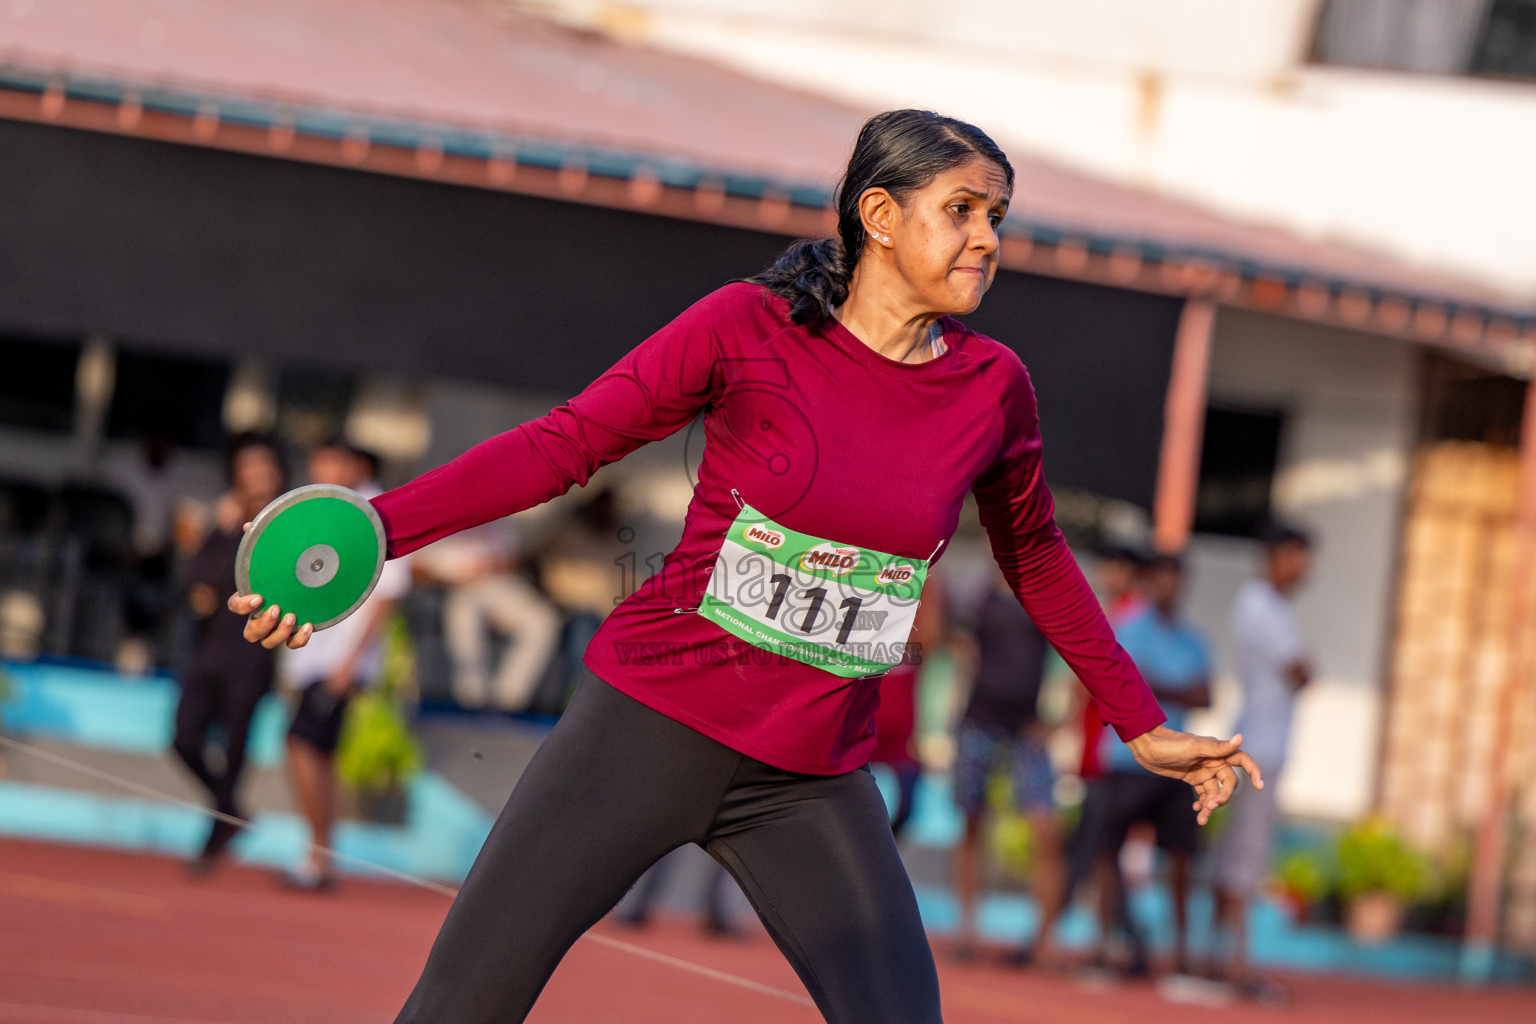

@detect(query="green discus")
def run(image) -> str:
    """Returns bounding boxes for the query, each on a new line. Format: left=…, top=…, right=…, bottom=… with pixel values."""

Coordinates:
left=234, top=484, right=386, bottom=631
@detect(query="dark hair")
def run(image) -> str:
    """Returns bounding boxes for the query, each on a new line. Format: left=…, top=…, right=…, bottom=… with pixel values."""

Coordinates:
left=746, top=109, right=1015, bottom=325
left=1096, top=543, right=1147, bottom=567
left=1145, top=552, right=1185, bottom=574
left=314, top=434, right=381, bottom=479
left=1260, top=522, right=1313, bottom=550
left=225, top=431, right=284, bottom=487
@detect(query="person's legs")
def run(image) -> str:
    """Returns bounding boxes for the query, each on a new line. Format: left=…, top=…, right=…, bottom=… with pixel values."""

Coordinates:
left=482, top=575, right=563, bottom=711
left=950, top=719, right=996, bottom=957
left=889, top=760, right=921, bottom=837
left=1211, top=764, right=1279, bottom=985
left=955, top=812, right=986, bottom=958
left=194, top=661, right=273, bottom=865
left=171, top=665, right=220, bottom=802
left=285, top=735, right=337, bottom=878
left=1010, top=731, right=1063, bottom=961
left=284, top=683, right=351, bottom=882
left=1167, top=851, right=1191, bottom=972
left=616, top=855, right=674, bottom=927
left=393, top=676, right=740, bottom=1024
left=1147, top=775, right=1199, bottom=974
left=214, top=661, right=273, bottom=815
left=443, top=585, right=491, bottom=708
left=699, top=860, right=735, bottom=936
left=1090, top=773, right=1149, bottom=972
left=704, top=761, right=943, bottom=1024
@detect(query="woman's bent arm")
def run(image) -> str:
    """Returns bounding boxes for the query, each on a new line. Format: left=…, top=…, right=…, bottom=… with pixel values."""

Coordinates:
left=970, top=349, right=1165, bottom=742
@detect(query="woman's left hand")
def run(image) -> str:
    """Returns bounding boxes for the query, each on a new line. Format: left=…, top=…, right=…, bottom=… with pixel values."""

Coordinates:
left=1124, top=725, right=1263, bottom=825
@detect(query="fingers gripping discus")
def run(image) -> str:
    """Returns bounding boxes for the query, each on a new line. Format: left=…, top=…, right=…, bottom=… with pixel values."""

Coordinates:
left=235, top=484, right=386, bottom=631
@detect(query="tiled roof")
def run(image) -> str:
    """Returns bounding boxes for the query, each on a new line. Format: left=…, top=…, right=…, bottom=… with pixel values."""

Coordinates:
left=2, top=0, right=1531, bottom=342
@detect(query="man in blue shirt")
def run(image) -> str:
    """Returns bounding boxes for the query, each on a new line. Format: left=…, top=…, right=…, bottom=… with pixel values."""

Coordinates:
left=1093, top=553, right=1211, bottom=977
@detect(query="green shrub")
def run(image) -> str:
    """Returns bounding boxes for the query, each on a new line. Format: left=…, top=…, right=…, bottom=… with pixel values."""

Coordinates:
left=336, top=616, right=424, bottom=793
left=982, top=770, right=1039, bottom=881
left=1274, top=847, right=1332, bottom=904
left=1336, top=817, right=1428, bottom=901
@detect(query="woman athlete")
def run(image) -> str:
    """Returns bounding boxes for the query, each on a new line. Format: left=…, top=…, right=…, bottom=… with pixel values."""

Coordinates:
left=231, top=109, right=1263, bottom=1024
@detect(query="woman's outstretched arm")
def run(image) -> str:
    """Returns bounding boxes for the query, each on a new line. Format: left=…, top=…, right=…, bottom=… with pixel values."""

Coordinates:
left=230, top=283, right=745, bottom=646
left=971, top=348, right=1261, bottom=823
left=969, top=348, right=1165, bottom=741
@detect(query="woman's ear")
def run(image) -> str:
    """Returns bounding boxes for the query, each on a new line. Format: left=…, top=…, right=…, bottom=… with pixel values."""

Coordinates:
left=858, top=187, right=895, bottom=249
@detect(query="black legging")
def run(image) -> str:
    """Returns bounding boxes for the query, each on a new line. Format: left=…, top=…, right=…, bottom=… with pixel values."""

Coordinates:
left=394, top=674, right=943, bottom=1024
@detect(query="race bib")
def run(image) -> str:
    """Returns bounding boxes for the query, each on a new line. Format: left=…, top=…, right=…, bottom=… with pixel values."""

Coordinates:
left=696, top=500, right=929, bottom=678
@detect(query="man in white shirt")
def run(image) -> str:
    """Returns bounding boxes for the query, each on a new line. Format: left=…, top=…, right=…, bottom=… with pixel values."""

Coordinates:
left=1212, top=525, right=1312, bottom=999
left=280, top=439, right=412, bottom=890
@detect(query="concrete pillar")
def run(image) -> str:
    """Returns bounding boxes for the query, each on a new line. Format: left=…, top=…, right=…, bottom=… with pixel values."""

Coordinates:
left=1152, top=300, right=1215, bottom=553
left=1462, top=373, right=1536, bottom=982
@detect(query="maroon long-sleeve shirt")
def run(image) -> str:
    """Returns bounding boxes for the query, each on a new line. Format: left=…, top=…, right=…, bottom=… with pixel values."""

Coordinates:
left=373, top=282, right=1164, bottom=773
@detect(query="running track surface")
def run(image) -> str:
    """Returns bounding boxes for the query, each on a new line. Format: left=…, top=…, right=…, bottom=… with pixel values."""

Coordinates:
left=2, top=839, right=1534, bottom=1024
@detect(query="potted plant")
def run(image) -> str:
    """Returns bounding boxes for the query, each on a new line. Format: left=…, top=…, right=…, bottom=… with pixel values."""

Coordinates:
left=986, top=772, right=1035, bottom=885
left=1335, top=817, right=1426, bottom=944
left=336, top=616, right=424, bottom=824
left=1271, top=847, right=1331, bottom=924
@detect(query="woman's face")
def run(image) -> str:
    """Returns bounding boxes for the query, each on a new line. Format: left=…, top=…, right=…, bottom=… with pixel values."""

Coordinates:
left=232, top=445, right=283, bottom=506
left=877, top=156, right=1010, bottom=316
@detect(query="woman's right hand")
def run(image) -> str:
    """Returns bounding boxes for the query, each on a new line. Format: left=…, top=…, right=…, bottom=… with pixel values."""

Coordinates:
left=227, top=520, right=315, bottom=649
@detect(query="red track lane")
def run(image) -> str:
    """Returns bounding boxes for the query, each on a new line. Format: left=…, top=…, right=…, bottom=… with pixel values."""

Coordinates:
left=2, top=838, right=1533, bottom=1023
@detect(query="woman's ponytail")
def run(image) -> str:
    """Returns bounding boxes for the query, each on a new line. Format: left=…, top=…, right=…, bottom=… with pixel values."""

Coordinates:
left=746, top=236, right=852, bottom=326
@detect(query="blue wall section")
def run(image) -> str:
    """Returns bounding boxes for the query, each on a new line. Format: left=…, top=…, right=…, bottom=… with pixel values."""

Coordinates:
left=2, top=660, right=288, bottom=764
left=3, top=659, right=1531, bottom=982
left=0, top=660, right=492, bottom=881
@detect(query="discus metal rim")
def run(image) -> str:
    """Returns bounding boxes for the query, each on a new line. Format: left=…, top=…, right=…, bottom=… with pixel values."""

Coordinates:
left=234, top=483, right=387, bottom=632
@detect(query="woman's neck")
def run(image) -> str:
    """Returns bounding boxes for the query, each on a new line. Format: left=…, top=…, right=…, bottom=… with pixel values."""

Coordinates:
left=834, top=268, right=942, bottom=364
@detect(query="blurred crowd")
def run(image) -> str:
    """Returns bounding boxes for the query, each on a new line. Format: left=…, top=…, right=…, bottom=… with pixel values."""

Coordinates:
left=872, top=529, right=1318, bottom=1004
left=1, top=424, right=1319, bottom=1000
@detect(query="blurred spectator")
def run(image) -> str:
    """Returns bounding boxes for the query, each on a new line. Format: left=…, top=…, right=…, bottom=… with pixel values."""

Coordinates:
left=1091, top=553, right=1211, bottom=978
left=530, top=486, right=631, bottom=703
left=1057, top=545, right=1148, bottom=970
left=413, top=518, right=561, bottom=712
left=110, top=428, right=188, bottom=670
left=870, top=565, right=949, bottom=838
left=1078, top=545, right=1148, bottom=782
left=171, top=432, right=284, bottom=874
left=616, top=857, right=737, bottom=938
left=950, top=563, right=1064, bottom=964
left=277, top=439, right=413, bottom=891
left=1209, top=525, right=1313, bottom=1001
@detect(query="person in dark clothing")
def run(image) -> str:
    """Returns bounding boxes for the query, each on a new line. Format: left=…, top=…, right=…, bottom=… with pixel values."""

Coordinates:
left=951, top=564, right=1065, bottom=963
left=171, top=433, right=285, bottom=874
left=615, top=854, right=737, bottom=937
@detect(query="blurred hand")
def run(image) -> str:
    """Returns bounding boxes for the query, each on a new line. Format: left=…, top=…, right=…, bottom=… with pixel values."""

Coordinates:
left=214, top=492, right=243, bottom=533
left=1124, top=725, right=1263, bottom=825
left=323, top=663, right=356, bottom=699
left=188, top=583, right=219, bottom=619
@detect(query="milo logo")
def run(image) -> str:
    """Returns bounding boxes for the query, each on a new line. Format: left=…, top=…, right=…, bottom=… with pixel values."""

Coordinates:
left=876, top=563, right=916, bottom=586
left=799, top=543, right=860, bottom=576
left=743, top=523, right=785, bottom=550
